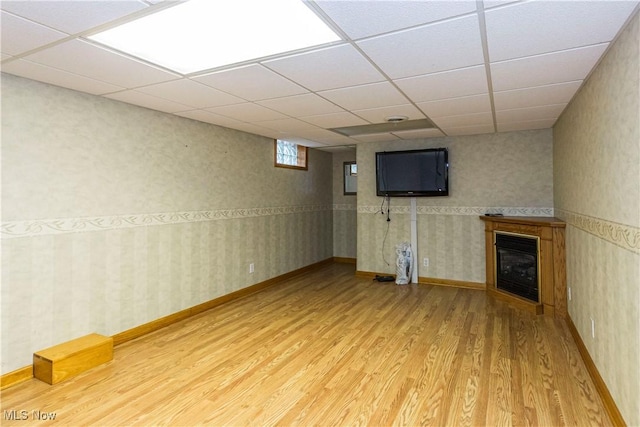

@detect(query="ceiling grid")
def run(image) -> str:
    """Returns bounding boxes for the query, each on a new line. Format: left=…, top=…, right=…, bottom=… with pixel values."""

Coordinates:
left=1, top=0, right=638, bottom=149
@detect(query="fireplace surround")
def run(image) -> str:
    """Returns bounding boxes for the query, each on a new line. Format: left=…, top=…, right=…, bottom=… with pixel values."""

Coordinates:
left=480, top=216, right=566, bottom=318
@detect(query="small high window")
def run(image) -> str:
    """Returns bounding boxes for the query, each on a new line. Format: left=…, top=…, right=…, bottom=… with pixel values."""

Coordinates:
left=275, top=139, right=308, bottom=170
left=344, top=161, right=357, bottom=195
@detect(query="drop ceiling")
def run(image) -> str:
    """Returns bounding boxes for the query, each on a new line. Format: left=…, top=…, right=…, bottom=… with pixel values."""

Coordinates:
left=2, top=0, right=638, bottom=150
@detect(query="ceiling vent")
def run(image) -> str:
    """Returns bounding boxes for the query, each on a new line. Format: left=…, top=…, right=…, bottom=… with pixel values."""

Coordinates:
left=329, top=118, right=435, bottom=137
left=385, top=115, right=409, bottom=123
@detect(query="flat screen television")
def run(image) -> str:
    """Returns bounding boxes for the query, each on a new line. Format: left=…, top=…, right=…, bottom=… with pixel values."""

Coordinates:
left=376, top=148, right=449, bottom=197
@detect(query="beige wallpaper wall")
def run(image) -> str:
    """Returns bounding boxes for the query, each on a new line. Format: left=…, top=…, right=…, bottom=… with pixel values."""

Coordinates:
left=553, top=11, right=640, bottom=425
left=1, top=74, right=333, bottom=374
left=332, top=149, right=357, bottom=259
left=356, top=130, right=554, bottom=281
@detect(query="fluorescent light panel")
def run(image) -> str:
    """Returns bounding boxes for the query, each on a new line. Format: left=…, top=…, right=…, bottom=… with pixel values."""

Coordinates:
left=89, top=0, right=340, bottom=74
left=330, top=119, right=436, bottom=137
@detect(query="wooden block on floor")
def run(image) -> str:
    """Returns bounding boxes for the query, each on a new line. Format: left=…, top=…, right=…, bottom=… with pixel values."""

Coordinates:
left=33, top=333, right=113, bottom=385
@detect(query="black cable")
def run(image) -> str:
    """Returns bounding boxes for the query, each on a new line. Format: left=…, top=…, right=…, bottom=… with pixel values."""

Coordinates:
left=386, top=196, right=391, bottom=222
left=381, top=216, right=390, bottom=267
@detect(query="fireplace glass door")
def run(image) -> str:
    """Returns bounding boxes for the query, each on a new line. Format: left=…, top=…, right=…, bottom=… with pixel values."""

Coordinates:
left=495, top=232, right=539, bottom=302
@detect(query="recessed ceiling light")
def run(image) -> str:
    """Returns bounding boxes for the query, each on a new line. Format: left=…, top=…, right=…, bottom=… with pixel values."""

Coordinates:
left=89, top=0, right=341, bottom=75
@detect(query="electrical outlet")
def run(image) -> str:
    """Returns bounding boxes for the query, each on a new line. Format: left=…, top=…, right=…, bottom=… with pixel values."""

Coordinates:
left=591, top=317, right=595, bottom=338
left=568, top=287, right=572, bottom=301
left=423, top=258, right=429, bottom=267
left=249, top=263, right=254, bottom=274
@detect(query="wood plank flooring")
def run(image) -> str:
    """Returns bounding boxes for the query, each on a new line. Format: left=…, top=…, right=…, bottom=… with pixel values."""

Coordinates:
left=1, top=263, right=610, bottom=426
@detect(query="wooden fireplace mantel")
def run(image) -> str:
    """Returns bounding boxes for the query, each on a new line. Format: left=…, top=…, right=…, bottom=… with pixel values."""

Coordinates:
left=480, top=216, right=567, bottom=318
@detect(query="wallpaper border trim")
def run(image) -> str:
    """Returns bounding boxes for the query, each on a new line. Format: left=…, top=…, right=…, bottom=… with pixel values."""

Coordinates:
left=0, top=205, right=332, bottom=239
left=333, top=204, right=357, bottom=211
left=556, top=209, right=640, bottom=254
left=358, top=205, right=554, bottom=216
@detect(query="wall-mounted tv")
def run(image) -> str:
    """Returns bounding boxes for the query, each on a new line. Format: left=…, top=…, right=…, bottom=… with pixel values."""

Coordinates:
left=376, top=148, right=449, bottom=197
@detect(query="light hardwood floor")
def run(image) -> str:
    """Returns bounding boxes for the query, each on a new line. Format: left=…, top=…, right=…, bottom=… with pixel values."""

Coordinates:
left=1, top=263, right=610, bottom=426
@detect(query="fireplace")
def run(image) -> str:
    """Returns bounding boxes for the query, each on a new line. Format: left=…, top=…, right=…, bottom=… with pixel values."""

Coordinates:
left=481, top=216, right=566, bottom=317
left=495, top=232, right=539, bottom=302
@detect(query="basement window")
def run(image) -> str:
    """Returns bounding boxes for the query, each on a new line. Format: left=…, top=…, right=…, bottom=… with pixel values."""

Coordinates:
left=344, top=161, right=357, bottom=195
left=275, top=139, right=307, bottom=170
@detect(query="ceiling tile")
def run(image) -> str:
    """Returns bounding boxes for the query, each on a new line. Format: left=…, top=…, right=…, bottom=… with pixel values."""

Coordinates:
left=443, top=124, right=495, bottom=136
left=2, top=0, right=633, bottom=147
left=257, top=93, right=344, bottom=117
left=318, top=81, right=409, bottom=111
left=486, top=0, right=638, bottom=62
left=255, top=118, right=321, bottom=133
left=106, top=90, right=192, bottom=113
left=296, top=127, right=357, bottom=144
left=496, top=104, right=567, bottom=123
left=418, top=93, right=491, bottom=118
left=206, top=103, right=288, bottom=122
left=263, top=44, right=385, bottom=91
left=0, top=0, right=148, bottom=35
left=23, top=39, right=179, bottom=88
left=296, top=140, right=329, bottom=148
left=497, top=119, right=557, bottom=133
left=494, top=81, right=583, bottom=110
left=315, top=0, right=477, bottom=39
left=301, top=112, right=368, bottom=128
left=176, top=109, right=248, bottom=129
left=135, top=79, right=243, bottom=109
left=294, top=127, right=349, bottom=140
left=1, top=59, right=125, bottom=95
left=175, top=110, right=278, bottom=138
left=483, top=0, right=520, bottom=9
left=1, top=11, right=68, bottom=56
left=227, top=122, right=279, bottom=139
left=322, top=139, right=357, bottom=152
left=491, top=44, right=608, bottom=92
left=352, top=133, right=401, bottom=143
left=394, top=128, right=446, bottom=140
left=395, top=65, right=488, bottom=102
left=432, top=112, right=494, bottom=128
left=353, top=104, right=425, bottom=124
left=175, top=110, right=277, bottom=138
left=356, top=15, right=484, bottom=79
left=193, top=64, right=307, bottom=101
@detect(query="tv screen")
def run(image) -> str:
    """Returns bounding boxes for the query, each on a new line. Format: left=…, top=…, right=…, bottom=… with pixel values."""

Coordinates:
left=376, top=148, right=449, bottom=197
